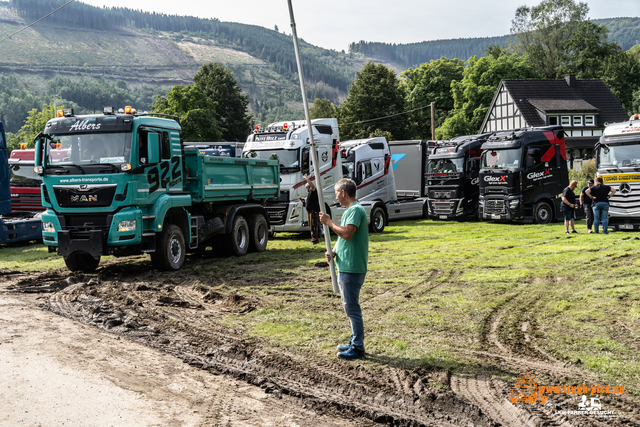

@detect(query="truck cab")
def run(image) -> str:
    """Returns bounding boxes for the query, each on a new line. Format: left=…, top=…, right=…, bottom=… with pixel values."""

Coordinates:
left=425, top=134, right=489, bottom=220
left=595, top=114, right=640, bottom=230
left=244, top=119, right=340, bottom=232
left=9, top=148, right=67, bottom=212
left=478, top=126, right=568, bottom=223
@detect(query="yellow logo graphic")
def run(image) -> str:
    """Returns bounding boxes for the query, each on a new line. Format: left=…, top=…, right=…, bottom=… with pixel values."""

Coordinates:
left=600, top=173, right=640, bottom=183
left=509, top=373, right=548, bottom=404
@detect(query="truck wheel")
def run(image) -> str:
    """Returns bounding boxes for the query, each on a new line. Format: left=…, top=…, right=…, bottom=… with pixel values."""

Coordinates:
left=369, top=206, right=385, bottom=233
left=151, top=224, right=186, bottom=271
left=534, top=202, right=552, bottom=224
left=64, top=252, right=100, bottom=273
left=248, top=214, right=268, bottom=253
left=225, top=215, right=249, bottom=256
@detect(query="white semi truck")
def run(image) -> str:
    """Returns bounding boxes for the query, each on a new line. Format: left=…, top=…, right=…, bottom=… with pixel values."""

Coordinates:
left=243, top=119, right=343, bottom=233
left=595, top=114, right=640, bottom=230
left=340, top=138, right=432, bottom=232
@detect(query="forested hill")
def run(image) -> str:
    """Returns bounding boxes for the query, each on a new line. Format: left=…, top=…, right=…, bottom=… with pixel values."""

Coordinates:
left=349, top=17, right=640, bottom=69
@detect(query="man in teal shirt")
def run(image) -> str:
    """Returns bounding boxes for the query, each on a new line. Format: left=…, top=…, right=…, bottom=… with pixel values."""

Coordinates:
left=320, top=178, right=368, bottom=360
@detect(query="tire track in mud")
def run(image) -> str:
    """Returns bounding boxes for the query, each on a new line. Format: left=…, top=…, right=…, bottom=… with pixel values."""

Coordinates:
left=37, top=274, right=495, bottom=427
left=452, top=285, right=638, bottom=427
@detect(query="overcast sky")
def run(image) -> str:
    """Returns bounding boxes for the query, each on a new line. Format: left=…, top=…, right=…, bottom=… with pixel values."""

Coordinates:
left=79, top=0, right=640, bottom=52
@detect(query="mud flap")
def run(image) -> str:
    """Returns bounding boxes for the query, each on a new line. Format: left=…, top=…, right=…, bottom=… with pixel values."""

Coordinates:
left=57, top=230, right=102, bottom=259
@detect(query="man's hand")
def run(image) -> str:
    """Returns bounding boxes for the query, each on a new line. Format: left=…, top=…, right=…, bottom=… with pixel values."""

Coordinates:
left=325, top=251, right=334, bottom=263
left=319, top=211, right=330, bottom=226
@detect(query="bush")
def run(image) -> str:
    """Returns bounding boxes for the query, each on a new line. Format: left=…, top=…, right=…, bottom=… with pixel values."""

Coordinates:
left=569, top=158, right=596, bottom=193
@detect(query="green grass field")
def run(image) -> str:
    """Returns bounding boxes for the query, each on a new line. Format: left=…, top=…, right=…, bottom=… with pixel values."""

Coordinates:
left=3, top=219, right=639, bottom=397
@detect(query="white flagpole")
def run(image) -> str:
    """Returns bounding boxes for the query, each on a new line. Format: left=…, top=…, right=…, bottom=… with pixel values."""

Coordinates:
left=287, top=0, right=338, bottom=293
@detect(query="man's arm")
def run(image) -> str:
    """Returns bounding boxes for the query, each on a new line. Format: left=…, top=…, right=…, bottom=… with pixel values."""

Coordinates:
left=319, top=212, right=357, bottom=241
left=303, top=174, right=316, bottom=191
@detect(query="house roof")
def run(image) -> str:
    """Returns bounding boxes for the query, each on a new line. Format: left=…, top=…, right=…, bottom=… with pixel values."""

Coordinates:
left=499, top=78, right=628, bottom=128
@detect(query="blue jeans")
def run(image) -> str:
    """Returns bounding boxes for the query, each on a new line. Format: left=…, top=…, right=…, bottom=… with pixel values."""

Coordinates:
left=338, top=272, right=366, bottom=352
left=593, top=202, right=610, bottom=234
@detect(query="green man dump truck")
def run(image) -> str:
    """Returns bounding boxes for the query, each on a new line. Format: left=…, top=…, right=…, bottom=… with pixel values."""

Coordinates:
left=35, top=107, right=279, bottom=272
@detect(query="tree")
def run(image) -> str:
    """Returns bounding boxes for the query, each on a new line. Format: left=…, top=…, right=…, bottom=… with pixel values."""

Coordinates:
left=400, top=57, right=464, bottom=139
left=193, top=63, right=252, bottom=141
left=309, top=98, right=338, bottom=119
left=600, top=51, right=640, bottom=113
left=8, top=103, right=60, bottom=153
left=339, top=62, right=408, bottom=141
left=438, top=54, right=542, bottom=139
left=510, top=0, right=589, bottom=78
left=559, top=20, right=620, bottom=78
left=152, top=85, right=223, bottom=142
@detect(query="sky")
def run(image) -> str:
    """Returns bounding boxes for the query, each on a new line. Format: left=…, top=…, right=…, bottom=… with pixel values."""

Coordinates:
left=78, top=0, right=640, bottom=52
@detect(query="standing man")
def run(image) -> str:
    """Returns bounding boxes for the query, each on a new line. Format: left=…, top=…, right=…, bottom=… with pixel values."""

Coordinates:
left=319, top=178, right=368, bottom=361
left=561, top=180, right=579, bottom=235
left=586, top=176, right=616, bottom=234
left=303, top=174, right=320, bottom=245
left=580, top=179, right=595, bottom=233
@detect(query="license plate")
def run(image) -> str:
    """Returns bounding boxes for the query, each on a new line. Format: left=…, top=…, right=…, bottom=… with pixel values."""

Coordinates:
left=491, top=214, right=501, bottom=219
left=439, top=215, right=447, bottom=219
left=619, top=224, right=634, bottom=230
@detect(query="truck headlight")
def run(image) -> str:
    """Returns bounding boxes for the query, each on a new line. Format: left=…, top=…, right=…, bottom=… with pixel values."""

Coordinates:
left=509, top=199, right=520, bottom=209
left=42, top=222, right=55, bottom=233
left=118, top=220, right=136, bottom=232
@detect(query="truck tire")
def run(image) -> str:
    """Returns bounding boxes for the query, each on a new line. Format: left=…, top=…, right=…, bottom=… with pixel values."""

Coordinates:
left=64, top=252, right=100, bottom=272
left=534, top=202, right=552, bottom=224
left=151, top=224, right=186, bottom=271
left=369, top=206, right=386, bottom=233
left=248, top=214, right=268, bottom=253
left=225, top=215, right=249, bottom=256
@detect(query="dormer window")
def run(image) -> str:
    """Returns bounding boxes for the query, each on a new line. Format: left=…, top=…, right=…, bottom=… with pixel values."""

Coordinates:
left=573, top=116, right=583, bottom=126
left=548, top=116, right=558, bottom=125
left=561, top=116, right=571, bottom=126
left=585, top=115, right=595, bottom=126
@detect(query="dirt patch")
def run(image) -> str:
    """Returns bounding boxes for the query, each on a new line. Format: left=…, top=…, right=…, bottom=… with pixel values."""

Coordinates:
left=4, top=263, right=640, bottom=426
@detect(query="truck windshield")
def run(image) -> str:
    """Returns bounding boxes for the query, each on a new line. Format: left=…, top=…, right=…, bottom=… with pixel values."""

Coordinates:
left=9, top=163, right=41, bottom=186
left=246, top=148, right=300, bottom=172
left=598, top=143, right=640, bottom=167
left=482, top=148, right=522, bottom=169
left=45, top=132, right=132, bottom=167
left=428, top=158, right=464, bottom=174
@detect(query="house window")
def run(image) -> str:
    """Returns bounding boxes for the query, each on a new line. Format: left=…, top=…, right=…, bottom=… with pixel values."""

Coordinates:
left=585, top=115, right=595, bottom=126
left=548, top=116, right=558, bottom=125
left=573, top=116, right=583, bottom=126
left=561, top=116, right=571, bottom=126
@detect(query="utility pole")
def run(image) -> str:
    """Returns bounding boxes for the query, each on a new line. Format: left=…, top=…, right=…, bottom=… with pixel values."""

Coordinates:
left=430, top=102, right=435, bottom=140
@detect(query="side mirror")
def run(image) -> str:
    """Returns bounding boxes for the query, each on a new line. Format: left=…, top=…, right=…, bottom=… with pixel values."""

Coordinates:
left=147, top=133, right=160, bottom=164
left=34, top=138, right=44, bottom=174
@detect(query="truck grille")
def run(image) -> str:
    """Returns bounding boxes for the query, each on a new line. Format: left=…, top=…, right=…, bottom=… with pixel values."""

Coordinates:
left=52, top=184, right=117, bottom=208
left=431, top=200, right=456, bottom=214
left=11, top=194, right=44, bottom=211
left=266, top=205, right=289, bottom=226
left=485, top=199, right=506, bottom=214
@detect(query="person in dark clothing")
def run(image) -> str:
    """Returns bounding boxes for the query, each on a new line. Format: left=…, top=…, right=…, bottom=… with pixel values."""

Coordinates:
left=580, top=179, right=595, bottom=233
left=561, top=180, right=578, bottom=235
left=586, top=176, right=617, bottom=234
left=303, top=174, right=320, bottom=244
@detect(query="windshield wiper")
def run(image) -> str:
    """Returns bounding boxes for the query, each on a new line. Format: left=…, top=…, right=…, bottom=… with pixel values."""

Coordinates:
left=98, top=164, right=121, bottom=173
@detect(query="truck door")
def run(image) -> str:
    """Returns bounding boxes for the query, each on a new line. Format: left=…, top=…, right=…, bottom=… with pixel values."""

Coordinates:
left=524, top=147, right=544, bottom=193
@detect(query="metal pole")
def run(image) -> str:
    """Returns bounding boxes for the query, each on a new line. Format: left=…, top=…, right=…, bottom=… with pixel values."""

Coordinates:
left=287, top=0, right=338, bottom=293
left=430, top=102, right=435, bottom=140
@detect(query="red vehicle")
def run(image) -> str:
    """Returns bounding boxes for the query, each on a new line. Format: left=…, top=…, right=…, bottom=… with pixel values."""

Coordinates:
left=9, top=148, right=66, bottom=212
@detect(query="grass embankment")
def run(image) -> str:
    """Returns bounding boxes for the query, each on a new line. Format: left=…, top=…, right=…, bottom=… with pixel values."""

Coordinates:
left=3, top=219, right=639, bottom=397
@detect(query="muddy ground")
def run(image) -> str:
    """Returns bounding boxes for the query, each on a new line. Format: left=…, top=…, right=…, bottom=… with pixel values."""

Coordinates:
left=2, top=255, right=639, bottom=427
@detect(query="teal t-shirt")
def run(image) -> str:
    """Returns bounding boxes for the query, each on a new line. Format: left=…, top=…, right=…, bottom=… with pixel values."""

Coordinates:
left=335, top=202, right=369, bottom=274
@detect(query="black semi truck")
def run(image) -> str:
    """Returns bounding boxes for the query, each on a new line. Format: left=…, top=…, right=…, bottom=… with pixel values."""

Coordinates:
left=425, top=133, right=490, bottom=220
left=478, top=126, right=569, bottom=224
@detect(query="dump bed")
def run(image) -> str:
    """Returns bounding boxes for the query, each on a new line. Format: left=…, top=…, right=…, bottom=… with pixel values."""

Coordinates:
left=183, top=147, right=279, bottom=204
